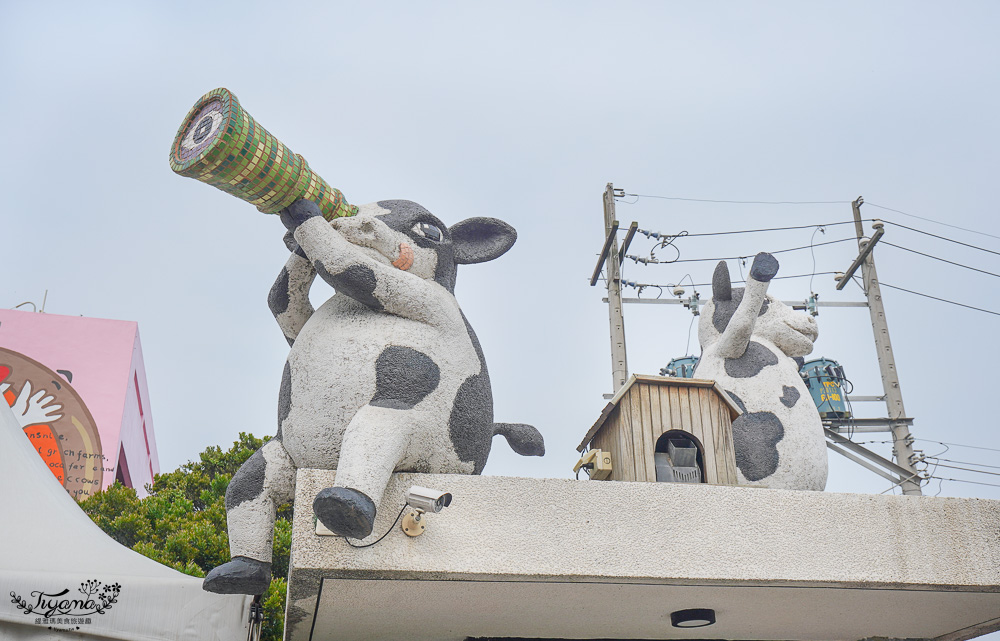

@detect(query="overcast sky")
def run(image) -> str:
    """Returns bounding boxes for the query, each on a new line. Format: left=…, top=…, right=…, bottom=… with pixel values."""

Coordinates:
left=3, top=2, right=999, bottom=507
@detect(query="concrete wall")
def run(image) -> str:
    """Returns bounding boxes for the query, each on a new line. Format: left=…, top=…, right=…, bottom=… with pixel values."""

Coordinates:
left=288, top=470, right=1000, bottom=641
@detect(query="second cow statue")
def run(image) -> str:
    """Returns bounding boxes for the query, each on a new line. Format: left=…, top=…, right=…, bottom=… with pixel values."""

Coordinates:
left=204, top=198, right=545, bottom=595
left=694, top=253, right=828, bottom=492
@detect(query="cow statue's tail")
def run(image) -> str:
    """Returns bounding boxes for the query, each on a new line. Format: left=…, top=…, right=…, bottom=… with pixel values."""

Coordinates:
left=493, top=423, right=545, bottom=457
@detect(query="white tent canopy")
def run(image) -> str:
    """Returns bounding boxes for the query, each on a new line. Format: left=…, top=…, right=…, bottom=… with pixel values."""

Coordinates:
left=0, top=402, right=251, bottom=640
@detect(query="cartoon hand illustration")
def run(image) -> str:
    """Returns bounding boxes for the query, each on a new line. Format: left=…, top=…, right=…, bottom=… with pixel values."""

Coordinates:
left=10, top=381, right=63, bottom=427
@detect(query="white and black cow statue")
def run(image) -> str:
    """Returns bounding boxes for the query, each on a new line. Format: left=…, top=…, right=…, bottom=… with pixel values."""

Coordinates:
left=204, top=198, right=545, bottom=594
left=693, top=252, right=828, bottom=491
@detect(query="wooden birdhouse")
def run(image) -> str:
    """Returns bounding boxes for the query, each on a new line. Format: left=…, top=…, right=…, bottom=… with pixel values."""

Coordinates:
left=577, top=375, right=742, bottom=485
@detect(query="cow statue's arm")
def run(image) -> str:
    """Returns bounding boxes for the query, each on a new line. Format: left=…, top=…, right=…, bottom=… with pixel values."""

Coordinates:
left=267, top=232, right=317, bottom=346
left=281, top=200, right=440, bottom=324
left=713, top=252, right=779, bottom=359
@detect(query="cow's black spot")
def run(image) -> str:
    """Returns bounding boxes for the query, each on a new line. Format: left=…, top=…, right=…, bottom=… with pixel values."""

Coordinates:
left=276, top=361, right=291, bottom=440
left=449, top=373, right=494, bottom=473
left=713, top=293, right=740, bottom=333
left=712, top=287, right=770, bottom=333
left=780, top=385, right=800, bottom=408
left=317, top=262, right=383, bottom=311
left=447, top=312, right=494, bottom=473
left=725, top=341, right=779, bottom=378
left=370, top=346, right=440, bottom=409
left=226, top=449, right=266, bottom=510
left=731, top=411, right=784, bottom=481
left=268, top=267, right=291, bottom=315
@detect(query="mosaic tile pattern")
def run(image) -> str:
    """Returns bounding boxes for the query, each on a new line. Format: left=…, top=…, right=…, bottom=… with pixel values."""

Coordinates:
left=169, top=88, right=357, bottom=221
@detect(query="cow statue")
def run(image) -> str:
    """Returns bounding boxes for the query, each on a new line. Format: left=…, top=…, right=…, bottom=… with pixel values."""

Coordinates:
left=204, top=198, right=545, bottom=595
left=693, top=252, right=828, bottom=491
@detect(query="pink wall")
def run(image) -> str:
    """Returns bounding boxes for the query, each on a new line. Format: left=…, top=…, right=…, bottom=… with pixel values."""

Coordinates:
left=0, top=309, right=159, bottom=497
left=119, top=329, right=160, bottom=495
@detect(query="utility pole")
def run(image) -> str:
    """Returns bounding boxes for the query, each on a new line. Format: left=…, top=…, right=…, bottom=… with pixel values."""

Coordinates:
left=603, top=184, right=628, bottom=392
left=849, top=197, right=922, bottom=495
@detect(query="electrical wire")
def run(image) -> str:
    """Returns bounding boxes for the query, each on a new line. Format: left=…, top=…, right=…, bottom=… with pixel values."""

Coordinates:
left=621, top=271, right=841, bottom=290
left=344, top=504, right=409, bottom=548
left=879, top=283, right=1000, bottom=317
left=809, top=226, right=826, bottom=293
left=923, top=462, right=1000, bottom=477
left=623, top=193, right=851, bottom=205
left=629, top=237, right=856, bottom=265
left=929, top=476, right=1000, bottom=489
left=880, top=242, right=1000, bottom=279
left=866, top=202, right=1000, bottom=242
left=631, top=220, right=865, bottom=239
left=856, top=438, right=1000, bottom=454
left=685, top=314, right=696, bottom=356
left=884, top=220, right=1000, bottom=257
left=612, top=191, right=1000, bottom=245
left=924, top=456, right=1000, bottom=470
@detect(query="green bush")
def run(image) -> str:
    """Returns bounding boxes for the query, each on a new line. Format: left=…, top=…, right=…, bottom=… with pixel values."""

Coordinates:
left=80, top=433, right=289, bottom=641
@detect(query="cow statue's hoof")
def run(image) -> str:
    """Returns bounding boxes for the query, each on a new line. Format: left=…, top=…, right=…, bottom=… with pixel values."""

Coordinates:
left=314, top=486, right=376, bottom=539
left=203, top=556, right=272, bottom=595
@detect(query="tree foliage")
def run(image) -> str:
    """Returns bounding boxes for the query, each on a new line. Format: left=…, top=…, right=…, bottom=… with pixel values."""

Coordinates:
left=79, top=433, right=290, bottom=641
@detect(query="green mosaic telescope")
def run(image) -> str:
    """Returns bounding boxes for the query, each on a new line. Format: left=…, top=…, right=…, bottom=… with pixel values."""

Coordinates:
left=169, top=87, right=357, bottom=221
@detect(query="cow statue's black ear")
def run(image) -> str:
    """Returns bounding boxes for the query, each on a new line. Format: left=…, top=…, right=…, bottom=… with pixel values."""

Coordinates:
left=450, top=218, right=517, bottom=264
left=713, top=260, right=733, bottom=301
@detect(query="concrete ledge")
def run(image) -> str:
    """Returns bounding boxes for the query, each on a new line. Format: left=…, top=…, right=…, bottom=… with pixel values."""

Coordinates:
left=287, top=471, right=1000, bottom=641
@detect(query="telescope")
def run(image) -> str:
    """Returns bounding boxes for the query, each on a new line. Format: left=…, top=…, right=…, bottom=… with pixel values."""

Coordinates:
left=169, top=88, right=356, bottom=221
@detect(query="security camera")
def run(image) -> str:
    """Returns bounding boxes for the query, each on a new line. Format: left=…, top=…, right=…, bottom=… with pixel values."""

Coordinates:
left=405, top=486, right=452, bottom=514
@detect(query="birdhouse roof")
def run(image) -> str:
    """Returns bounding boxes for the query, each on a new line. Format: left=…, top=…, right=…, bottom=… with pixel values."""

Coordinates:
left=577, top=374, right=742, bottom=452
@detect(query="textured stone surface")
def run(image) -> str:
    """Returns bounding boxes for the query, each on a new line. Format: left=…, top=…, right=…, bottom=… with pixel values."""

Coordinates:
left=287, top=471, right=1000, bottom=641
left=313, top=486, right=377, bottom=538
left=780, top=385, right=801, bottom=408
left=225, top=448, right=266, bottom=510
left=724, top=340, right=779, bottom=378
left=212, top=200, right=544, bottom=592
left=203, top=556, right=271, bottom=595
left=695, top=255, right=826, bottom=490
left=370, top=346, right=441, bottom=410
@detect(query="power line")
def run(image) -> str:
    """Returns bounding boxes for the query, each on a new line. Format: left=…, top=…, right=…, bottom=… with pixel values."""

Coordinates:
left=924, top=456, right=1000, bottom=470
left=633, top=219, right=866, bottom=239
left=879, top=282, right=1000, bottom=317
left=931, top=476, right=1000, bottom=489
left=633, top=237, right=856, bottom=265
left=614, top=191, right=1000, bottom=243
left=623, top=193, right=851, bottom=205
left=880, top=241, right=1000, bottom=279
left=860, top=438, right=1000, bottom=454
left=866, top=202, right=1000, bottom=242
left=623, top=271, right=841, bottom=290
left=884, top=220, right=1000, bottom=257
left=928, top=462, right=1000, bottom=477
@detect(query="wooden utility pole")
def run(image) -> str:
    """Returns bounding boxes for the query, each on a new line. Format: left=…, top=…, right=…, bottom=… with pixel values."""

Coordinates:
left=603, top=184, right=628, bottom=391
left=850, top=197, right=922, bottom=495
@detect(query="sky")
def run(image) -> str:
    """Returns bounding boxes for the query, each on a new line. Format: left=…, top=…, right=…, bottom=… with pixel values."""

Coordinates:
left=3, top=1, right=999, bottom=510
